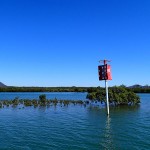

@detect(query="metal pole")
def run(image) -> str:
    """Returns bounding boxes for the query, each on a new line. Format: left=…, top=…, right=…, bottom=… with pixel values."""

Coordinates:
left=105, top=80, right=109, bottom=115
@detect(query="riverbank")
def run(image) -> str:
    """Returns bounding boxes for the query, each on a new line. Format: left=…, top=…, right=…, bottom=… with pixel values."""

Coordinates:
left=0, top=86, right=150, bottom=93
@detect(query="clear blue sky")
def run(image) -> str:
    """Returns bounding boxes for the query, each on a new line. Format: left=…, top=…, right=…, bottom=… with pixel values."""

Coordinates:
left=0, top=0, right=150, bottom=87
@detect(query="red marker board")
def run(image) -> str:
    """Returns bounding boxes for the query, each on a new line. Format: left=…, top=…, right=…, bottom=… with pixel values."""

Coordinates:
left=98, top=64, right=112, bottom=80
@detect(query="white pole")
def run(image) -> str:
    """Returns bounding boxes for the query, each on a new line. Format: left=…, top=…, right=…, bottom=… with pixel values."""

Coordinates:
left=105, top=80, right=110, bottom=115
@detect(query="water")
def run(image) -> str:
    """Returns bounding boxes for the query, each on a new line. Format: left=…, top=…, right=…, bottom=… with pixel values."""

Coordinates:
left=0, top=93, right=149, bottom=150
left=0, top=92, right=87, bottom=100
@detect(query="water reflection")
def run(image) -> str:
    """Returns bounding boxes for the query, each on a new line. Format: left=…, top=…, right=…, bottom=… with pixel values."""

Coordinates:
left=110, top=105, right=140, bottom=115
left=101, top=116, right=115, bottom=150
left=38, top=106, right=47, bottom=112
left=86, top=106, right=115, bottom=149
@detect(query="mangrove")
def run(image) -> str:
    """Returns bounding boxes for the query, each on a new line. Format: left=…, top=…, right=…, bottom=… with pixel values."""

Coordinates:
left=86, top=86, right=140, bottom=106
left=0, top=85, right=150, bottom=93
left=0, top=94, right=87, bottom=109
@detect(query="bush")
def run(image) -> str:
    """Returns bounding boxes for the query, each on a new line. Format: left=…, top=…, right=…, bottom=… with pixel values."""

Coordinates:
left=39, top=94, right=47, bottom=104
left=87, top=86, right=140, bottom=106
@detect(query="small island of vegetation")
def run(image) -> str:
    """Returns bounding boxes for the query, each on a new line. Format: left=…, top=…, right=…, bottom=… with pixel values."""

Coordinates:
left=87, top=86, right=140, bottom=106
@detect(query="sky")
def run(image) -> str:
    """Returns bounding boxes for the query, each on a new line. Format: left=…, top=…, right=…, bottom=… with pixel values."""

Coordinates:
left=0, top=0, right=150, bottom=87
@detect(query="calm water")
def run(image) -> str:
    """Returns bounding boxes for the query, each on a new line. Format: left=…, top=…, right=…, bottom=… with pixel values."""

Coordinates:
left=0, top=93, right=149, bottom=150
left=0, top=92, right=88, bottom=100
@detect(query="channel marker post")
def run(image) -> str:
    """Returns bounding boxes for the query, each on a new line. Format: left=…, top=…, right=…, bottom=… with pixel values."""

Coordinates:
left=98, top=60, right=112, bottom=115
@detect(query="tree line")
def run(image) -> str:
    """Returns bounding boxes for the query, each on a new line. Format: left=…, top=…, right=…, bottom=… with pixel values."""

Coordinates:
left=0, top=86, right=150, bottom=93
left=0, top=86, right=88, bottom=92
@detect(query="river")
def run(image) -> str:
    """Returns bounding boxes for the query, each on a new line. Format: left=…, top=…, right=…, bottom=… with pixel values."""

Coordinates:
left=0, top=93, right=149, bottom=149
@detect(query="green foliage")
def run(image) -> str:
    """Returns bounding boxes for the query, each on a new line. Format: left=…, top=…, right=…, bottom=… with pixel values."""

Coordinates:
left=39, top=94, right=47, bottom=104
left=0, top=98, right=87, bottom=109
left=0, top=102, right=2, bottom=108
left=87, top=86, right=140, bottom=106
left=24, top=100, right=33, bottom=106
left=0, top=86, right=150, bottom=93
left=0, top=87, right=88, bottom=92
left=87, top=86, right=102, bottom=93
left=12, top=97, right=19, bottom=106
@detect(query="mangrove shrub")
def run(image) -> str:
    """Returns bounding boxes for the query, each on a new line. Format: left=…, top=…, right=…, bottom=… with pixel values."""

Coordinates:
left=86, top=86, right=140, bottom=106
left=39, top=94, right=47, bottom=104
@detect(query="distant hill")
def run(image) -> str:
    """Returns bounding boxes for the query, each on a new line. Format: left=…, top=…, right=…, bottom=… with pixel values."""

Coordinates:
left=128, top=84, right=142, bottom=88
left=128, top=84, right=150, bottom=89
left=0, top=82, right=7, bottom=87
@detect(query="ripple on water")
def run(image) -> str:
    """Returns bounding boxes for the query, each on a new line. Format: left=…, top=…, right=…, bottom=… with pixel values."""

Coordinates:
left=0, top=94, right=149, bottom=150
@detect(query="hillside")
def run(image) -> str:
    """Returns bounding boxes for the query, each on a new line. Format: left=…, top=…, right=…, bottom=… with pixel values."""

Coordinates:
left=0, top=82, right=7, bottom=87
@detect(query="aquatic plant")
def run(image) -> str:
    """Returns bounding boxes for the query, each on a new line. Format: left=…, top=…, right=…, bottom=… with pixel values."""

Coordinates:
left=86, top=86, right=140, bottom=106
left=63, top=100, right=70, bottom=106
left=39, top=94, right=47, bottom=104
left=12, top=97, right=20, bottom=106
left=0, top=102, right=2, bottom=108
left=32, top=99, right=38, bottom=107
left=24, top=100, right=33, bottom=107
left=0, top=96, right=87, bottom=109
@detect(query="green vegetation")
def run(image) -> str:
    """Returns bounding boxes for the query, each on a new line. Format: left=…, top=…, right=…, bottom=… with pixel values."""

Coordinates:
left=86, top=86, right=140, bottom=106
left=39, top=94, right=47, bottom=104
left=0, top=86, right=88, bottom=92
left=0, top=86, right=150, bottom=93
left=130, top=88, right=150, bottom=93
left=0, top=94, right=87, bottom=109
left=0, top=86, right=141, bottom=109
